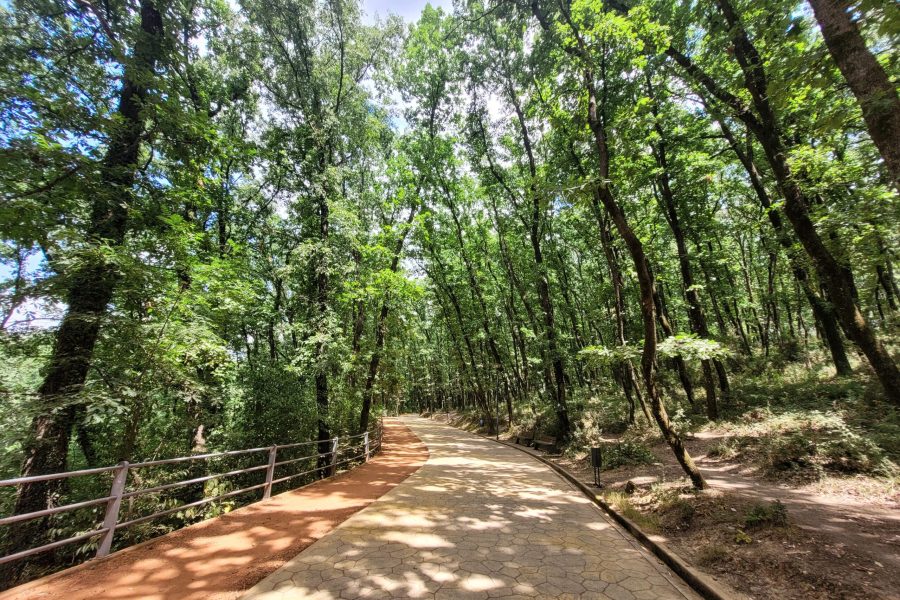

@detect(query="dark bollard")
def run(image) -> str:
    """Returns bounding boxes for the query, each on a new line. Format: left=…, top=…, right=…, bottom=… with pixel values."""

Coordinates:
left=590, top=446, right=603, bottom=488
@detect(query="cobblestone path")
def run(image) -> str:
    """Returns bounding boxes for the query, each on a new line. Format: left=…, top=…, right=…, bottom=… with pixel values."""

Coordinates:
left=243, top=417, right=699, bottom=600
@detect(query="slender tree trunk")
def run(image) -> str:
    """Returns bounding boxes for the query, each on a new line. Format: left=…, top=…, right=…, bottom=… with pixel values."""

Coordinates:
left=530, top=1, right=705, bottom=488
left=716, top=117, right=853, bottom=375
left=652, top=282, right=697, bottom=407
left=507, top=81, right=571, bottom=439
left=359, top=204, right=419, bottom=432
left=314, top=192, right=331, bottom=474
left=647, top=87, right=728, bottom=416
left=712, top=0, right=899, bottom=399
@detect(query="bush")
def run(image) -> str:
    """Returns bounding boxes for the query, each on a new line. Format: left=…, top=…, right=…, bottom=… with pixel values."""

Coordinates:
left=761, top=433, right=817, bottom=474
left=743, top=500, right=788, bottom=528
left=820, top=428, right=888, bottom=474
left=602, top=440, right=657, bottom=469
left=660, top=498, right=696, bottom=529
left=706, top=440, right=739, bottom=460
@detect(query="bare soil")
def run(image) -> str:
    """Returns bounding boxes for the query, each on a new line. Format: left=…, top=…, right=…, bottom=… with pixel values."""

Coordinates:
left=0, top=419, right=428, bottom=600
left=435, top=411, right=900, bottom=599
left=553, top=435, right=900, bottom=600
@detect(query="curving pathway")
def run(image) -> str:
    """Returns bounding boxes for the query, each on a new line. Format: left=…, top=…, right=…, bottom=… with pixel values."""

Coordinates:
left=1, top=419, right=427, bottom=600
left=243, top=416, right=699, bottom=600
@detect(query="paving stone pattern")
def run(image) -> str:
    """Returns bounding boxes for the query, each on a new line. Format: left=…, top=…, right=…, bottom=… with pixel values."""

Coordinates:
left=242, top=417, right=699, bottom=600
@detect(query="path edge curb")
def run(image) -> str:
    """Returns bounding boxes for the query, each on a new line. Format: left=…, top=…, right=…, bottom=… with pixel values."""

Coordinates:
left=454, top=423, right=742, bottom=600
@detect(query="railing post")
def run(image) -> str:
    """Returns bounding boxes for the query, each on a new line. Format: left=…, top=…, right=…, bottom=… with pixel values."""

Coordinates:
left=97, top=461, right=129, bottom=559
left=363, top=431, right=370, bottom=462
left=263, top=445, right=277, bottom=500
left=329, top=437, right=339, bottom=476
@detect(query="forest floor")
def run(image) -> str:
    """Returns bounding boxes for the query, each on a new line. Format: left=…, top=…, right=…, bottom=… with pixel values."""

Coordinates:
left=0, top=420, right=428, bottom=600
left=434, top=407, right=900, bottom=600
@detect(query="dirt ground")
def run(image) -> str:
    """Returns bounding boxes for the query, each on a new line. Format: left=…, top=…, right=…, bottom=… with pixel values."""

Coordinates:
left=0, top=419, right=428, bottom=600
left=433, top=411, right=900, bottom=600
left=552, top=435, right=900, bottom=600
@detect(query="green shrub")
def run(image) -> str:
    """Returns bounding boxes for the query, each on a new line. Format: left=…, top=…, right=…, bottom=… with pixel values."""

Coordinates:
left=761, top=433, right=817, bottom=474
left=602, top=440, right=657, bottom=469
left=660, top=498, right=696, bottom=529
left=743, top=500, right=788, bottom=528
left=706, top=440, right=739, bottom=460
left=820, top=428, right=887, bottom=474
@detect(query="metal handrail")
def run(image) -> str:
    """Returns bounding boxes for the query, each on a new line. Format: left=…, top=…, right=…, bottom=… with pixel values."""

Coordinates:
left=115, top=482, right=270, bottom=529
left=125, top=446, right=271, bottom=469
left=0, top=466, right=120, bottom=487
left=0, top=426, right=382, bottom=568
left=120, top=464, right=271, bottom=500
left=0, top=495, right=114, bottom=527
left=0, top=528, right=109, bottom=566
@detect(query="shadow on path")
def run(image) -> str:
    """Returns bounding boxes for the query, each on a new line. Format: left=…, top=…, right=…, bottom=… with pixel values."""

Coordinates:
left=243, top=417, right=697, bottom=600
left=0, top=420, right=427, bottom=600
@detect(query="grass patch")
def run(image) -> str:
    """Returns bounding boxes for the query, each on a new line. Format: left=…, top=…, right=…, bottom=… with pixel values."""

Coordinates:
left=601, top=440, right=657, bottom=469
left=604, top=491, right=660, bottom=532
left=649, top=485, right=699, bottom=530
left=743, top=500, right=788, bottom=528
left=696, top=543, right=730, bottom=566
left=659, top=497, right=697, bottom=529
left=706, top=407, right=897, bottom=480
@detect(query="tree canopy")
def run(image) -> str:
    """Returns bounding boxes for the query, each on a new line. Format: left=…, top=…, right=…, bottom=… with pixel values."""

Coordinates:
left=0, top=0, right=897, bottom=585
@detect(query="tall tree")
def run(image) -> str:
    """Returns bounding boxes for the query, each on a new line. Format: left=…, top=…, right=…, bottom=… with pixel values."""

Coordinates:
left=807, top=0, right=900, bottom=190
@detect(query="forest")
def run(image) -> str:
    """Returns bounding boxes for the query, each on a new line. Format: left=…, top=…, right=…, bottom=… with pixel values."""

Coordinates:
left=0, top=0, right=898, bottom=592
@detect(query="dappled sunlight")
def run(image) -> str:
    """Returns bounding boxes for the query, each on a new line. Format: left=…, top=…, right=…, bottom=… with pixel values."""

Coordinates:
left=0, top=420, right=428, bottom=600
left=460, top=573, right=499, bottom=592
left=243, top=417, right=697, bottom=600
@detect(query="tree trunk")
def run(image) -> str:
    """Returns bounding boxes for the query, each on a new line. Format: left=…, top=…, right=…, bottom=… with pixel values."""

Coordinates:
left=314, top=192, right=331, bottom=474
left=808, top=0, right=900, bottom=190
left=711, top=0, right=898, bottom=399
left=359, top=204, right=419, bottom=432
left=530, top=0, right=706, bottom=488
left=4, top=0, right=164, bottom=578
left=647, top=84, right=728, bottom=417
left=508, top=82, right=571, bottom=440
left=716, top=117, right=853, bottom=375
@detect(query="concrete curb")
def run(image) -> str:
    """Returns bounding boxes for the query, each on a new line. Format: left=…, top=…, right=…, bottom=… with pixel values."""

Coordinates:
left=452, top=421, right=743, bottom=600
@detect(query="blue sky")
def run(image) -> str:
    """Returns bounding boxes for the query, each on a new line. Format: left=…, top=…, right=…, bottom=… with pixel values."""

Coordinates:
left=361, top=0, right=452, bottom=23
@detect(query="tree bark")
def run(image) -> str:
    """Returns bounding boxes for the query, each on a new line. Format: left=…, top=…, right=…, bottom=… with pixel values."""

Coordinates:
left=808, top=0, right=900, bottom=190
left=711, top=0, right=899, bottom=399
left=647, top=81, right=728, bottom=417
left=507, top=79, right=571, bottom=439
left=530, top=0, right=706, bottom=488
left=314, top=192, right=331, bottom=474
left=666, top=0, right=898, bottom=400
left=359, top=204, right=419, bottom=433
left=5, top=0, right=164, bottom=578
left=715, top=117, right=853, bottom=376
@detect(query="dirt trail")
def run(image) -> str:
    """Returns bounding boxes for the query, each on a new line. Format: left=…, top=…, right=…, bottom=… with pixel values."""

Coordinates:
left=0, top=419, right=428, bottom=600
left=549, top=429, right=899, bottom=598
left=617, top=434, right=900, bottom=574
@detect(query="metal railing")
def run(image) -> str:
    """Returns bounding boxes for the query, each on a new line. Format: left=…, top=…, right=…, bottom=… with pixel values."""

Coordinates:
left=0, top=422, right=383, bottom=568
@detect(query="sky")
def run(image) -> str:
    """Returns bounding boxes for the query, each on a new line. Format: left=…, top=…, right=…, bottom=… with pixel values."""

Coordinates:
left=361, top=0, right=453, bottom=24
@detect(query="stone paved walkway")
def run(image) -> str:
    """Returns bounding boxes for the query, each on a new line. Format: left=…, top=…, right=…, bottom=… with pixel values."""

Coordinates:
left=242, top=417, right=699, bottom=600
